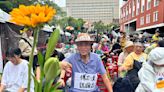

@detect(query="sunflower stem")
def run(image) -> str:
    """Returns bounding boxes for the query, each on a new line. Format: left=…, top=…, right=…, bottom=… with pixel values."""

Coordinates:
left=27, top=27, right=39, bottom=92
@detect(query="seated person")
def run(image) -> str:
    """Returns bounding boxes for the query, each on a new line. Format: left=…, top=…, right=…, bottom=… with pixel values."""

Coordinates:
left=0, top=48, right=34, bottom=92
left=119, top=42, right=147, bottom=72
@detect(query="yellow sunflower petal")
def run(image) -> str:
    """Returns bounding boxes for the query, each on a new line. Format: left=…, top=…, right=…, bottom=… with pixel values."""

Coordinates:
left=10, top=4, right=56, bottom=27
left=19, top=5, right=30, bottom=15
left=31, top=13, right=39, bottom=25
left=38, top=12, right=46, bottom=23
left=28, top=5, right=35, bottom=14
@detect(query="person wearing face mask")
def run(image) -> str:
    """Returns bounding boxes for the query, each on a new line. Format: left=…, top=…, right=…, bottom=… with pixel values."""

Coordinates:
left=0, top=48, right=34, bottom=92
left=59, top=33, right=113, bottom=92
left=98, top=38, right=110, bottom=54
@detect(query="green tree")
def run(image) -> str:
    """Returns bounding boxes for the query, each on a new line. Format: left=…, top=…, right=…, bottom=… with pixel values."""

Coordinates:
left=0, top=0, right=35, bottom=12
left=55, top=17, right=85, bottom=33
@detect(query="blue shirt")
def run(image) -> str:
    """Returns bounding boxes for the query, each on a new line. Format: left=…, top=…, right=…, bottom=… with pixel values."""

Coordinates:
left=63, top=52, right=106, bottom=92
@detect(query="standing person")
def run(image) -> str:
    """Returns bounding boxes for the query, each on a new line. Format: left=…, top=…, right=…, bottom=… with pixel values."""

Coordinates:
left=60, top=33, right=113, bottom=92
left=110, top=37, right=122, bottom=55
left=120, top=32, right=127, bottom=49
left=18, top=28, right=40, bottom=81
left=0, top=48, right=34, bottom=92
left=152, top=28, right=160, bottom=42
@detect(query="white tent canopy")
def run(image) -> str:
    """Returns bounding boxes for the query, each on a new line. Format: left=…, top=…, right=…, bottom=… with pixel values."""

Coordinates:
left=42, top=25, right=55, bottom=32
left=0, top=9, right=11, bottom=23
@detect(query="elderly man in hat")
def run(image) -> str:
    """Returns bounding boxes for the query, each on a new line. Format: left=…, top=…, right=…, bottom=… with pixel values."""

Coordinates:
left=59, top=33, right=113, bottom=92
left=118, top=41, right=134, bottom=66
left=118, top=41, right=134, bottom=77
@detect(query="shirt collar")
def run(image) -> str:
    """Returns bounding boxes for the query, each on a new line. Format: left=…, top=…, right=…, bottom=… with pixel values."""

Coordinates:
left=76, top=52, right=94, bottom=62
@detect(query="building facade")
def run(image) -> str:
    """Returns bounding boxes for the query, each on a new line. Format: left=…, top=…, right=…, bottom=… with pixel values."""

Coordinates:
left=66, top=0, right=119, bottom=24
left=120, top=0, right=164, bottom=34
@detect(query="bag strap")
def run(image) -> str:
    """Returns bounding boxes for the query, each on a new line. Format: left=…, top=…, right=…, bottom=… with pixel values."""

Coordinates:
left=21, top=38, right=32, bottom=47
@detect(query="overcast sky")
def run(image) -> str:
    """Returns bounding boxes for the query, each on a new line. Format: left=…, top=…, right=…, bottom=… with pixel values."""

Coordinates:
left=55, top=0, right=66, bottom=7
left=55, top=0, right=123, bottom=7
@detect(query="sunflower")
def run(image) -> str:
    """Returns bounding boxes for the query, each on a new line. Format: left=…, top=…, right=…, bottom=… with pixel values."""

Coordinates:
left=10, top=4, right=56, bottom=27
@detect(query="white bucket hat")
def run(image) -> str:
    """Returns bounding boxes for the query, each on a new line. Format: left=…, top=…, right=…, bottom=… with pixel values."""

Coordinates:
left=148, top=47, right=164, bottom=65
left=124, top=41, right=134, bottom=49
left=75, top=33, right=94, bottom=42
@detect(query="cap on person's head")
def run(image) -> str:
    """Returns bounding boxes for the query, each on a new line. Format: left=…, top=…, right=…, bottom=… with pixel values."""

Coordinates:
left=158, top=40, right=164, bottom=47
left=124, top=41, right=134, bottom=49
left=148, top=47, right=164, bottom=65
left=75, top=33, right=94, bottom=42
left=6, top=48, right=21, bottom=58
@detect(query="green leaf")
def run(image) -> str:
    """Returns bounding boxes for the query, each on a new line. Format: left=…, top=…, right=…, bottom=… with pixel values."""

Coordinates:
left=55, top=89, right=63, bottom=92
left=37, top=51, right=44, bottom=69
left=44, top=57, right=61, bottom=81
left=50, top=82, right=61, bottom=91
left=45, top=29, right=60, bottom=60
left=32, top=74, right=39, bottom=92
left=43, top=80, right=54, bottom=92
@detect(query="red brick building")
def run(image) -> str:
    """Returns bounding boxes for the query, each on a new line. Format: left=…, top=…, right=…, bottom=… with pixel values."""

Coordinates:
left=120, top=0, right=164, bottom=34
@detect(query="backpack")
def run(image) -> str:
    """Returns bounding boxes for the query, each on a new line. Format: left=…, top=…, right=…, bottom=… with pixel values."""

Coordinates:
left=113, top=60, right=142, bottom=92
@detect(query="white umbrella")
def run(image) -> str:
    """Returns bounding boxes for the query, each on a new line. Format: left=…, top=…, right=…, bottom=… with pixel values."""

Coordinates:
left=65, top=32, right=71, bottom=36
left=42, top=25, right=55, bottom=32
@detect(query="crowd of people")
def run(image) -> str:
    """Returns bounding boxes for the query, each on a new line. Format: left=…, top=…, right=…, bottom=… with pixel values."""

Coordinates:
left=0, top=27, right=164, bottom=92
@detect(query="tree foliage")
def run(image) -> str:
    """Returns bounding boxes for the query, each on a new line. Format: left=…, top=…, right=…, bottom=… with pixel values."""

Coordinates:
left=0, top=0, right=66, bottom=17
left=55, top=17, right=85, bottom=32
left=0, top=0, right=35, bottom=12
left=93, top=21, right=119, bottom=33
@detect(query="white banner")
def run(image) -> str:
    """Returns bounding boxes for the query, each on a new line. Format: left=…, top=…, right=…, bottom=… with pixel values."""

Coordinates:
left=74, top=72, right=97, bottom=91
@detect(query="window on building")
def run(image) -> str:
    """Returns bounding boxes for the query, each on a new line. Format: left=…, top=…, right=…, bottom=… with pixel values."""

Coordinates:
left=140, top=16, right=144, bottom=25
left=124, top=8, right=126, bottom=18
left=136, top=0, right=140, bottom=15
left=153, top=11, right=158, bottom=22
left=129, top=3, right=131, bottom=14
left=126, top=5, right=129, bottom=16
left=147, top=0, right=151, bottom=10
left=154, top=0, right=159, bottom=7
left=141, top=0, right=145, bottom=13
left=146, top=14, right=150, bottom=24
left=132, top=0, right=135, bottom=17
